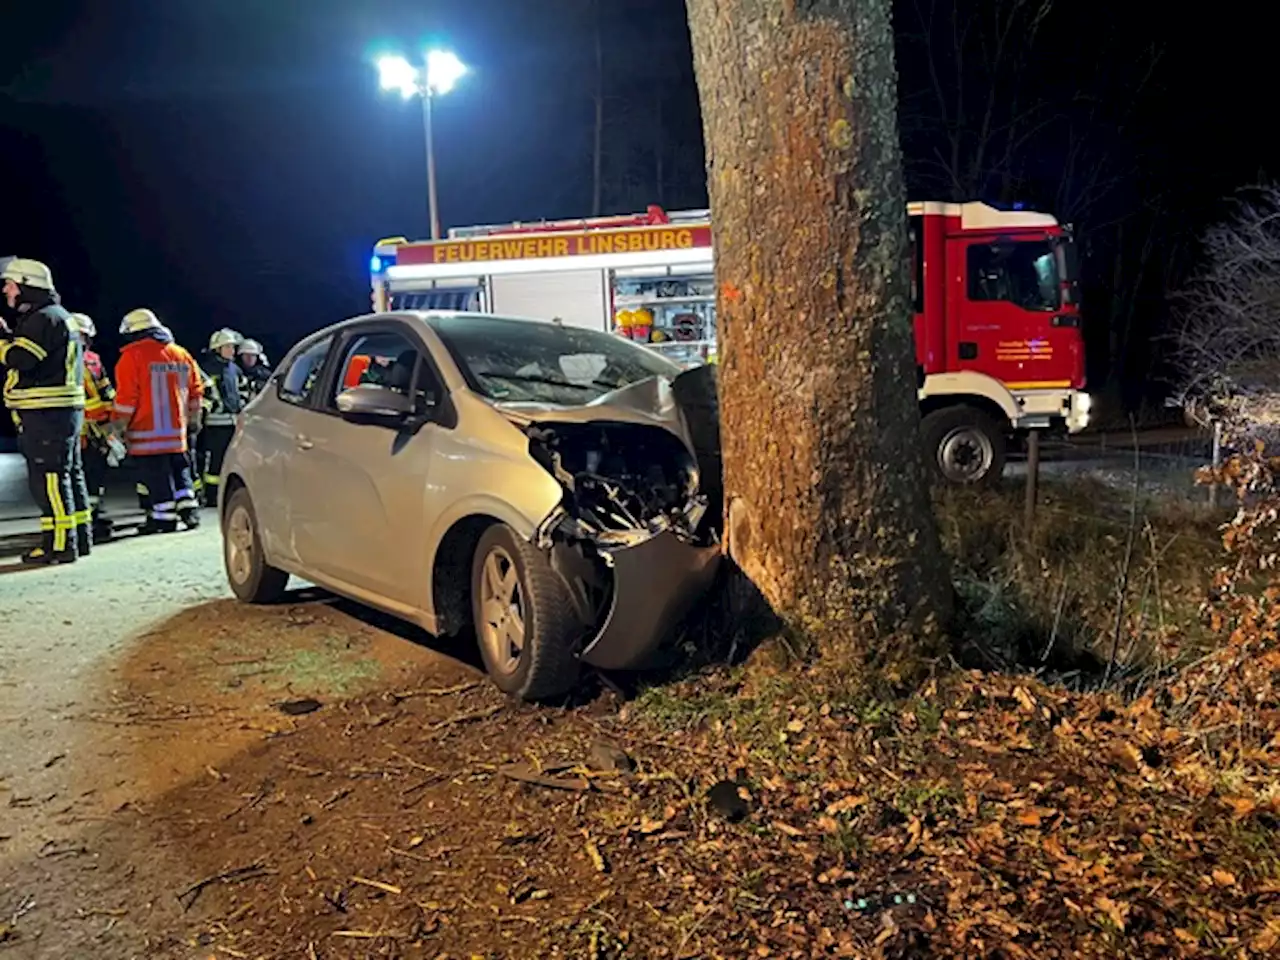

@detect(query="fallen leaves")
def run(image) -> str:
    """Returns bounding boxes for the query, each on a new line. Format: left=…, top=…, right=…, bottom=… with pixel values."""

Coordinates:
left=1095, top=896, right=1131, bottom=931
left=1209, top=868, right=1237, bottom=888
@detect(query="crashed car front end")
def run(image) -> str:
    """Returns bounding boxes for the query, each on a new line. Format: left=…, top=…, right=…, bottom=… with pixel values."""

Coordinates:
left=503, top=368, right=723, bottom=670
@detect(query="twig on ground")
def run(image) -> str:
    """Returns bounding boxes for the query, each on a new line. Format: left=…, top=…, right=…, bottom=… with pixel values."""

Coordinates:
left=428, top=704, right=503, bottom=732
left=351, top=876, right=402, bottom=896
left=388, top=845, right=461, bottom=863
left=584, top=718, right=719, bottom=759
left=387, top=681, right=480, bottom=704
left=176, top=863, right=269, bottom=912
left=500, top=763, right=592, bottom=792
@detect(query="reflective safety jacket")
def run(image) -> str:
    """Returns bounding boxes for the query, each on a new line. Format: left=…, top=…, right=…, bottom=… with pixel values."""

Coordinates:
left=0, top=301, right=85, bottom=411
left=239, top=362, right=271, bottom=400
left=81, top=349, right=117, bottom=446
left=200, top=353, right=242, bottom=427
left=112, top=330, right=204, bottom=455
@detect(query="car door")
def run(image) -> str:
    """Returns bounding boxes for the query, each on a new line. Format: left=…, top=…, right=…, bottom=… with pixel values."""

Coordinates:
left=244, top=332, right=338, bottom=566
left=285, top=320, right=453, bottom=610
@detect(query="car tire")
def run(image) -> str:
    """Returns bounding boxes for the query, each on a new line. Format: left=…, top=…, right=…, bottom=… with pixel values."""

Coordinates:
left=921, top=405, right=1007, bottom=487
left=471, top=523, right=582, bottom=701
left=223, top=487, right=289, bottom=604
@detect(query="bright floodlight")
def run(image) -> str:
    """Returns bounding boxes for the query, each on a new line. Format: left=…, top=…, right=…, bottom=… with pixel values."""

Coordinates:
left=378, top=55, right=419, bottom=99
left=425, top=49, right=466, bottom=95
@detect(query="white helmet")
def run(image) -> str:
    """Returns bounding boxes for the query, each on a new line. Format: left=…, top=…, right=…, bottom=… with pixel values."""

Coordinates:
left=68, top=313, right=96, bottom=338
left=0, top=258, right=54, bottom=290
left=120, top=308, right=162, bottom=334
left=238, top=338, right=263, bottom=357
left=209, top=328, right=242, bottom=351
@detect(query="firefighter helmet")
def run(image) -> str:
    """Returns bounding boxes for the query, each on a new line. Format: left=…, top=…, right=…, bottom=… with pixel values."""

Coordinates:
left=68, top=313, right=96, bottom=338
left=120, top=308, right=162, bottom=334
left=209, top=328, right=242, bottom=351
left=238, top=338, right=263, bottom=357
left=0, top=258, right=54, bottom=290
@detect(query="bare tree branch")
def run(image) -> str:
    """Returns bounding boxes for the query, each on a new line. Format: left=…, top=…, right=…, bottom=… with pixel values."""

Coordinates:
left=1171, top=184, right=1280, bottom=435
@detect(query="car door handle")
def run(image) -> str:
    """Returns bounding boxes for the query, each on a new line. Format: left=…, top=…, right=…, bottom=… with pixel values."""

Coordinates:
left=295, top=434, right=314, bottom=450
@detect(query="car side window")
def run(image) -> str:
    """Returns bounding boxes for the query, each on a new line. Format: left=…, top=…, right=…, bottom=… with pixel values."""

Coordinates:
left=331, top=330, right=443, bottom=416
left=278, top=335, right=334, bottom=407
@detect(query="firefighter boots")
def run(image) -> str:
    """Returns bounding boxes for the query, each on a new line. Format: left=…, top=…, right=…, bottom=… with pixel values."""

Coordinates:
left=22, top=540, right=77, bottom=566
left=137, top=517, right=179, bottom=536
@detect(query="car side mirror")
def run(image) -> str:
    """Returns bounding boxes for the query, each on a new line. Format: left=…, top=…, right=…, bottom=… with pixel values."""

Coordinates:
left=336, top=385, right=414, bottom=425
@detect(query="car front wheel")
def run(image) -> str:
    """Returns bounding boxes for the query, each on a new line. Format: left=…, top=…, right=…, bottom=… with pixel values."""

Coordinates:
left=471, top=524, right=582, bottom=701
left=223, top=487, right=289, bottom=604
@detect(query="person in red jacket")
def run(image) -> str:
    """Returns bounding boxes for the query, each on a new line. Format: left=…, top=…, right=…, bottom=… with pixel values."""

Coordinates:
left=111, top=308, right=205, bottom=533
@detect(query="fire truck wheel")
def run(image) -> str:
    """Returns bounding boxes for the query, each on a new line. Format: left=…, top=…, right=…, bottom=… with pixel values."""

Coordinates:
left=471, top=523, right=582, bottom=702
left=921, top=406, right=1006, bottom=487
left=223, top=487, right=290, bottom=604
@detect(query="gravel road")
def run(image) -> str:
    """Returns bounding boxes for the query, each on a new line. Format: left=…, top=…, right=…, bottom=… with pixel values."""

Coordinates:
left=0, top=525, right=229, bottom=869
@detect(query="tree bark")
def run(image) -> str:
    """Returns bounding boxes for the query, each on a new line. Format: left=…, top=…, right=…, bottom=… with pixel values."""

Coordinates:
left=685, top=0, right=951, bottom=670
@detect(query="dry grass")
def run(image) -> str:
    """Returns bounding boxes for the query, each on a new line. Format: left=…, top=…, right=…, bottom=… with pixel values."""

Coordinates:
left=934, top=477, right=1226, bottom=687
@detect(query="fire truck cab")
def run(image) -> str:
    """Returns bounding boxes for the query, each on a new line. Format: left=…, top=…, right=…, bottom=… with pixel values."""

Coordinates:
left=371, top=201, right=1090, bottom=485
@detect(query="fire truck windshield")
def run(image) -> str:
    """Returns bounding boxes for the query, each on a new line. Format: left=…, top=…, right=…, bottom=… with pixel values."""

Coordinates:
left=968, top=239, right=1061, bottom=312
left=429, top=314, right=683, bottom=406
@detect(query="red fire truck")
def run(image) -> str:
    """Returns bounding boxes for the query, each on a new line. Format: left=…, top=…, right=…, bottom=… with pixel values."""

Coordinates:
left=370, top=201, right=1090, bottom=485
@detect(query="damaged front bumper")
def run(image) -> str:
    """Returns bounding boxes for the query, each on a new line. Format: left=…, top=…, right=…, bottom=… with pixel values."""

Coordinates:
left=513, top=365, right=725, bottom=671
left=579, top=532, right=721, bottom=670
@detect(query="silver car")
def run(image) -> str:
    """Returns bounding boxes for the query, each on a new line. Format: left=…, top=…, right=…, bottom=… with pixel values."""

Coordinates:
left=218, top=311, right=722, bottom=700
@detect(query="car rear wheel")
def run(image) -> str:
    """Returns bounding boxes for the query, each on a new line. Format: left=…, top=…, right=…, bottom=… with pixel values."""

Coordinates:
left=471, top=524, right=581, bottom=701
left=223, top=487, right=289, bottom=604
left=921, top=405, right=1007, bottom=487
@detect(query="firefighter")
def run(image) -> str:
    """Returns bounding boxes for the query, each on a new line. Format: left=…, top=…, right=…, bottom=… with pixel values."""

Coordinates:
left=0, top=259, right=88, bottom=564
left=134, top=327, right=208, bottom=517
left=69, top=313, right=121, bottom=543
left=237, top=338, right=271, bottom=399
left=112, top=309, right=204, bottom=533
left=199, top=328, right=243, bottom=506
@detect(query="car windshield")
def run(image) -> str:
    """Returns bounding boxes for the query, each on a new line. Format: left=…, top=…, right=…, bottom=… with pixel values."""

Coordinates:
left=428, top=314, right=683, bottom=405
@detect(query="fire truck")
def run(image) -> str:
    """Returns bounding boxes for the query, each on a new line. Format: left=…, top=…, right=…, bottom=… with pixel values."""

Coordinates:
left=370, top=202, right=1090, bottom=485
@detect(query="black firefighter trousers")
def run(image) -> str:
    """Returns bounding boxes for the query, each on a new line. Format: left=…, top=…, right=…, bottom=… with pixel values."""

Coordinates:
left=134, top=453, right=196, bottom=528
left=18, top=408, right=90, bottom=556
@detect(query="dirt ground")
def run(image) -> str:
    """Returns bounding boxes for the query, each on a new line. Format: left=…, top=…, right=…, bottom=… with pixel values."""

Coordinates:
left=0, top=526, right=454, bottom=958
left=1, top=494, right=1276, bottom=959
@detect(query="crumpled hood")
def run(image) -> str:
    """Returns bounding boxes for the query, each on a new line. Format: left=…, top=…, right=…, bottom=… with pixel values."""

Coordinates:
left=492, top=367, right=711, bottom=451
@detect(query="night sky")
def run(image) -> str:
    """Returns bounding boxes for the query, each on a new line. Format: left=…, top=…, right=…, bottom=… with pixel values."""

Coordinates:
left=1, top=0, right=1275, bottom=410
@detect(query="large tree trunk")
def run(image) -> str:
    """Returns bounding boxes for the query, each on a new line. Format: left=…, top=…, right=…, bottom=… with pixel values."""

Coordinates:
left=685, top=0, right=951, bottom=668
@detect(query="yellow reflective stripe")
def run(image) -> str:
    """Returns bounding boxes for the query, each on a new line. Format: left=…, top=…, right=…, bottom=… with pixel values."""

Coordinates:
left=135, top=483, right=149, bottom=495
left=39, top=517, right=54, bottom=531
left=8, top=384, right=85, bottom=396
left=74, top=509, right=92, bottom=525
left=0, top=342, right=9, bottom=363
left=47, top=474, right=69, bottom=551
left=6, top=396, right=86, bottom=411
left=11, top=337, right=48, bottom=360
